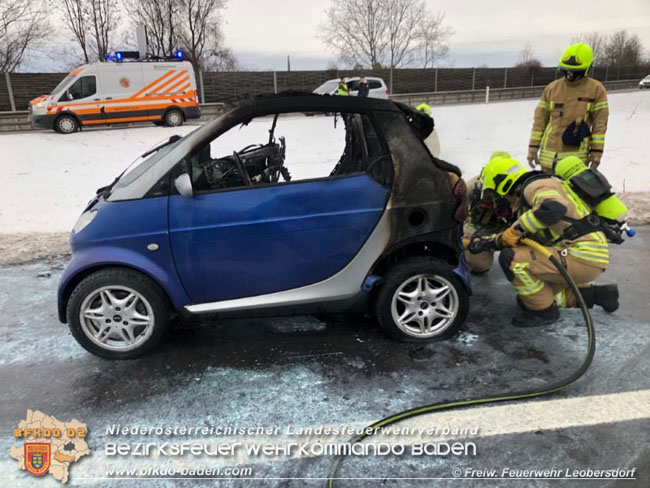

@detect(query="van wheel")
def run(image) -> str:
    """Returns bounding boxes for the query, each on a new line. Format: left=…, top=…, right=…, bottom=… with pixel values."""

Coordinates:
left=55, top=115, right=79, bottom=134
left=375, top=257, right=468, bottom=342
left=164, top=109, right=184, bottom=127
left=67, top=268, right=171, bottom=359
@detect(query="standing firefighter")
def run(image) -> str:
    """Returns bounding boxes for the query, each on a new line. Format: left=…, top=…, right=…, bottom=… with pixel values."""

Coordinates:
left=463, top=151, right=515, bottom=274
left=528, top=42, right=609, bottom=172
left=336, top=77, right=349, bottom=96
left=470, top=154, right=619, bottom=327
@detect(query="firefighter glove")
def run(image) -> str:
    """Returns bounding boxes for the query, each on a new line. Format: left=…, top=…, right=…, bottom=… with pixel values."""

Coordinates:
left=527, top=146, right=539, bottom=168
left=498, top=225, right=523, bottom=248
left=588, top=151, right=602, bottom=169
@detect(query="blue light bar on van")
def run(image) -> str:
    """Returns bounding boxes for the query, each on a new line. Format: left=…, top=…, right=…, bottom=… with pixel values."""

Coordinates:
left=175, top=50, right=184, bottom=60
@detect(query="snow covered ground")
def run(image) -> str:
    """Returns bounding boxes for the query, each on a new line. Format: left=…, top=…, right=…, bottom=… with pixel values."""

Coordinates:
left=0, top=90, right=648, bottom=234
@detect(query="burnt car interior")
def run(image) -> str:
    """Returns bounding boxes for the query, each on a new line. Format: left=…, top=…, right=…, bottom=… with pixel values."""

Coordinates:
left=188, top=112, right=392, bottom=192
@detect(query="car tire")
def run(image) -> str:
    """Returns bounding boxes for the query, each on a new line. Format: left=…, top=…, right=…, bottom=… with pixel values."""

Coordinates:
left=67, top=268, right=171, bottom=359
left=164, top=109, right=184, bottom=127
left=375, top=257, right=469, bottom=342
left=54, top=114, right=79, bottom=134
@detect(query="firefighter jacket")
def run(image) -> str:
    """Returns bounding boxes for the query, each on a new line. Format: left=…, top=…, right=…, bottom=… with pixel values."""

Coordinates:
left=529, top=77, right=609, bottom=170
left=515, top=175, right=609, bottom=268
left=336, top=81, right=349, bottom=96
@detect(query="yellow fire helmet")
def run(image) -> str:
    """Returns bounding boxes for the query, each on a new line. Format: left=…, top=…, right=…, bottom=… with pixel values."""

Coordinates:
left=480, top=155, right=527, bottom=196
left=559, top=42, right=594, bottom=72
left=416, top=103, right=432, bottom=116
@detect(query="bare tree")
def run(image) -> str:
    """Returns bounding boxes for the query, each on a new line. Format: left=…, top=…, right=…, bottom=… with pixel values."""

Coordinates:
left=124, top=0, right=179, bottom=57
left=571, top=32, right=606, bottom=66
left=59, top=0, right=91, bottom=63
left=56, top=0, right=119, bottom=62
left=0, top=0, right=50, bottom=71
left=418, top=12, right=453, bottom=68
left=319, top=0, right=451, bottom=69
left=319, top=0, right=386, bottom=68
left=176, top=0, right=229, bottom=71
left=603, top=30, right=644, bottom=66
left=515, top=41, right=542, bottom=68
left=90, top=0, right=119, bottom=61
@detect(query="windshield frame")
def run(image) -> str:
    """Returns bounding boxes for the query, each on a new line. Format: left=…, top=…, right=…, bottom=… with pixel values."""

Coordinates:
left=51, top=73, right=77, bottom=95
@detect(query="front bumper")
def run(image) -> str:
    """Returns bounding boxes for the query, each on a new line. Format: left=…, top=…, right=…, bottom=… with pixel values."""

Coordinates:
left=30, top=113, right=56, bottom=130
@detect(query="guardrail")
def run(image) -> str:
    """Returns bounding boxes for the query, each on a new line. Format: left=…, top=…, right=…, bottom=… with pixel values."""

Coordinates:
left=0, top=103, right=226, bottom=133
left=389, top=79, right=642, bottom=106
left=0, top=79, right=642, bottom=133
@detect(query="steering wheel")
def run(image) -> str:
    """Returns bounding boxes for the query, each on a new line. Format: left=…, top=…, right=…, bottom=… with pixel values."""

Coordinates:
left=232, top=151, right=253, bottom=186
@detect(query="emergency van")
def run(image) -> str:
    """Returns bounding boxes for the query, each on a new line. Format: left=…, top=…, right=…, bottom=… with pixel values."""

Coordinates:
left=29, top=60, right=201, bottom=133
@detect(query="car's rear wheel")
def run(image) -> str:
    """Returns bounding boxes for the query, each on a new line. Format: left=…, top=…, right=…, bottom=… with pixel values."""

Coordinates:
left=67, top=268, right=171, bottom=359
left=375, top=257, right=468, bottom=342
left=164, top=109, right=184, bottom=127
left=54, top=114, right=79, bottom=134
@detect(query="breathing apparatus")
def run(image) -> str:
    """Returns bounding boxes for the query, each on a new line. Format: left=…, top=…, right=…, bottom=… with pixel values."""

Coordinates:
left=553, top=156, right=635, bottom=244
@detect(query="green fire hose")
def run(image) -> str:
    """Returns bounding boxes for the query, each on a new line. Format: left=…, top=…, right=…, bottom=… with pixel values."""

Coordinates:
left=326, top=238, right=595, bottom=486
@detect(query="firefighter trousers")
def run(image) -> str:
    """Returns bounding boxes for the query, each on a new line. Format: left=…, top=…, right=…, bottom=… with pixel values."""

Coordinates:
left=499, top=245, right=604, bottom=311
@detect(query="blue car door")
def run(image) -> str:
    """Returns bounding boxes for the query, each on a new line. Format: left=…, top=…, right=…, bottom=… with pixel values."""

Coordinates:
left=168, top=174, right=389, bottom=304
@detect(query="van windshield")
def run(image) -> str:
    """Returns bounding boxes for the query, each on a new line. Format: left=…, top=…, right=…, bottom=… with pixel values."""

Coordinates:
left=51, top=73, right=77, bottom=95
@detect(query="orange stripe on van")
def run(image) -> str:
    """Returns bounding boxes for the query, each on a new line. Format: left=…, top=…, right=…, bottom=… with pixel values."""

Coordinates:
left=147, top=70, right=187, bottom=95
left=130, top=70, right=176, bottom=99
left=81, top=115, right=161, bottom=125
left=164, top=76, right=190, bottom=94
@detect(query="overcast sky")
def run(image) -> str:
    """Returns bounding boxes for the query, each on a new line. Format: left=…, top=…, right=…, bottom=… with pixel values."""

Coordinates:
left=221, top=0, right=650, bottom=70
left=24, top=0, right=650, bottom=72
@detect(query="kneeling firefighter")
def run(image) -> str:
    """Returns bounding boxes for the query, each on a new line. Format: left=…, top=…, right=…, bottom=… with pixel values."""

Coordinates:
left=462, top=150, right=516, bottom=274
left=470, top=154, right=626, bottom=327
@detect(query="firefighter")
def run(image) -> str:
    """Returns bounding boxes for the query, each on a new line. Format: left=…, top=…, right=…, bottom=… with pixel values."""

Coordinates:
left=416, top=103, right=441, bottom=157
left=527, top=42, right=609, bottom=172
left=336, top=77, right=349, bottom=96
left=471, top=154, right=618, bottom=327
left=462, top=151, right=516, bottom=274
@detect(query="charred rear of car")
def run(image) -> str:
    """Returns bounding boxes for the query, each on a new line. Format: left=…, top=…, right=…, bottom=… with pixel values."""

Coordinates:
left=58, top=93, right=470, bottom=359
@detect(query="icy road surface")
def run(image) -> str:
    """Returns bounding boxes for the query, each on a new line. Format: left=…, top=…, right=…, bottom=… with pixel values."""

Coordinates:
left=1, top=90, right=648, bottom=233
left=1, top=229, right=649, bottom=486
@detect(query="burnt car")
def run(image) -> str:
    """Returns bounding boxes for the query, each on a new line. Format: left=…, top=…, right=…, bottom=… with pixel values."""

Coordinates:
left=57, top=93, right=471, bottom=359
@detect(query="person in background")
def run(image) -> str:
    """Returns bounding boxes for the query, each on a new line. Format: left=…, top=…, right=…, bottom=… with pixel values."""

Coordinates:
left=528, top=42, right=609, bottom=172
left=336, top=77, right=349, bottom=96
left=357, top=76, right=370, bottom=97
left=416, top=103, right=441, bottom=158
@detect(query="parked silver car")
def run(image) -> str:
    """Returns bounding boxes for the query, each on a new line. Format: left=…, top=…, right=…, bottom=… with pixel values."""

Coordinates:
left=639, top=75, right=650, bottom=89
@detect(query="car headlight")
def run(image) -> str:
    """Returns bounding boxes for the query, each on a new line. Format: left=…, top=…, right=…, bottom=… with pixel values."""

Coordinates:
left=73, top=210, right=97, bottom=234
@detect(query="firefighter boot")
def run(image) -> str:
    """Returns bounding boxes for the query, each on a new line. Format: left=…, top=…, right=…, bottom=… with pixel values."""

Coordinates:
left=511, top=304, right=560, bottom=328
left=581, top=284, right=619, bottom=313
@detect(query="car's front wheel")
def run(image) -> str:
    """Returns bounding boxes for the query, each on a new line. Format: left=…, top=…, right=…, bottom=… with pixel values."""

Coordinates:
left=375, top=257, right=468, bottom=342
left=67, top=268, right=171, bottom=359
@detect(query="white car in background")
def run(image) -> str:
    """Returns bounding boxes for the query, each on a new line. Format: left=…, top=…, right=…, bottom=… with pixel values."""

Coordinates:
left=639, top=75, right=650, bottom=89
left=313, top=77, right=390, bottom=99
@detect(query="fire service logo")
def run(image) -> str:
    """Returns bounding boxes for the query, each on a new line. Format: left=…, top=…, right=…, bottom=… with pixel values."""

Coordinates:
left=11, top=410, right=90, bottom=484
left=119, top=77, right=130, bottom=88
left=25, top=443, right=51, bottom=476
